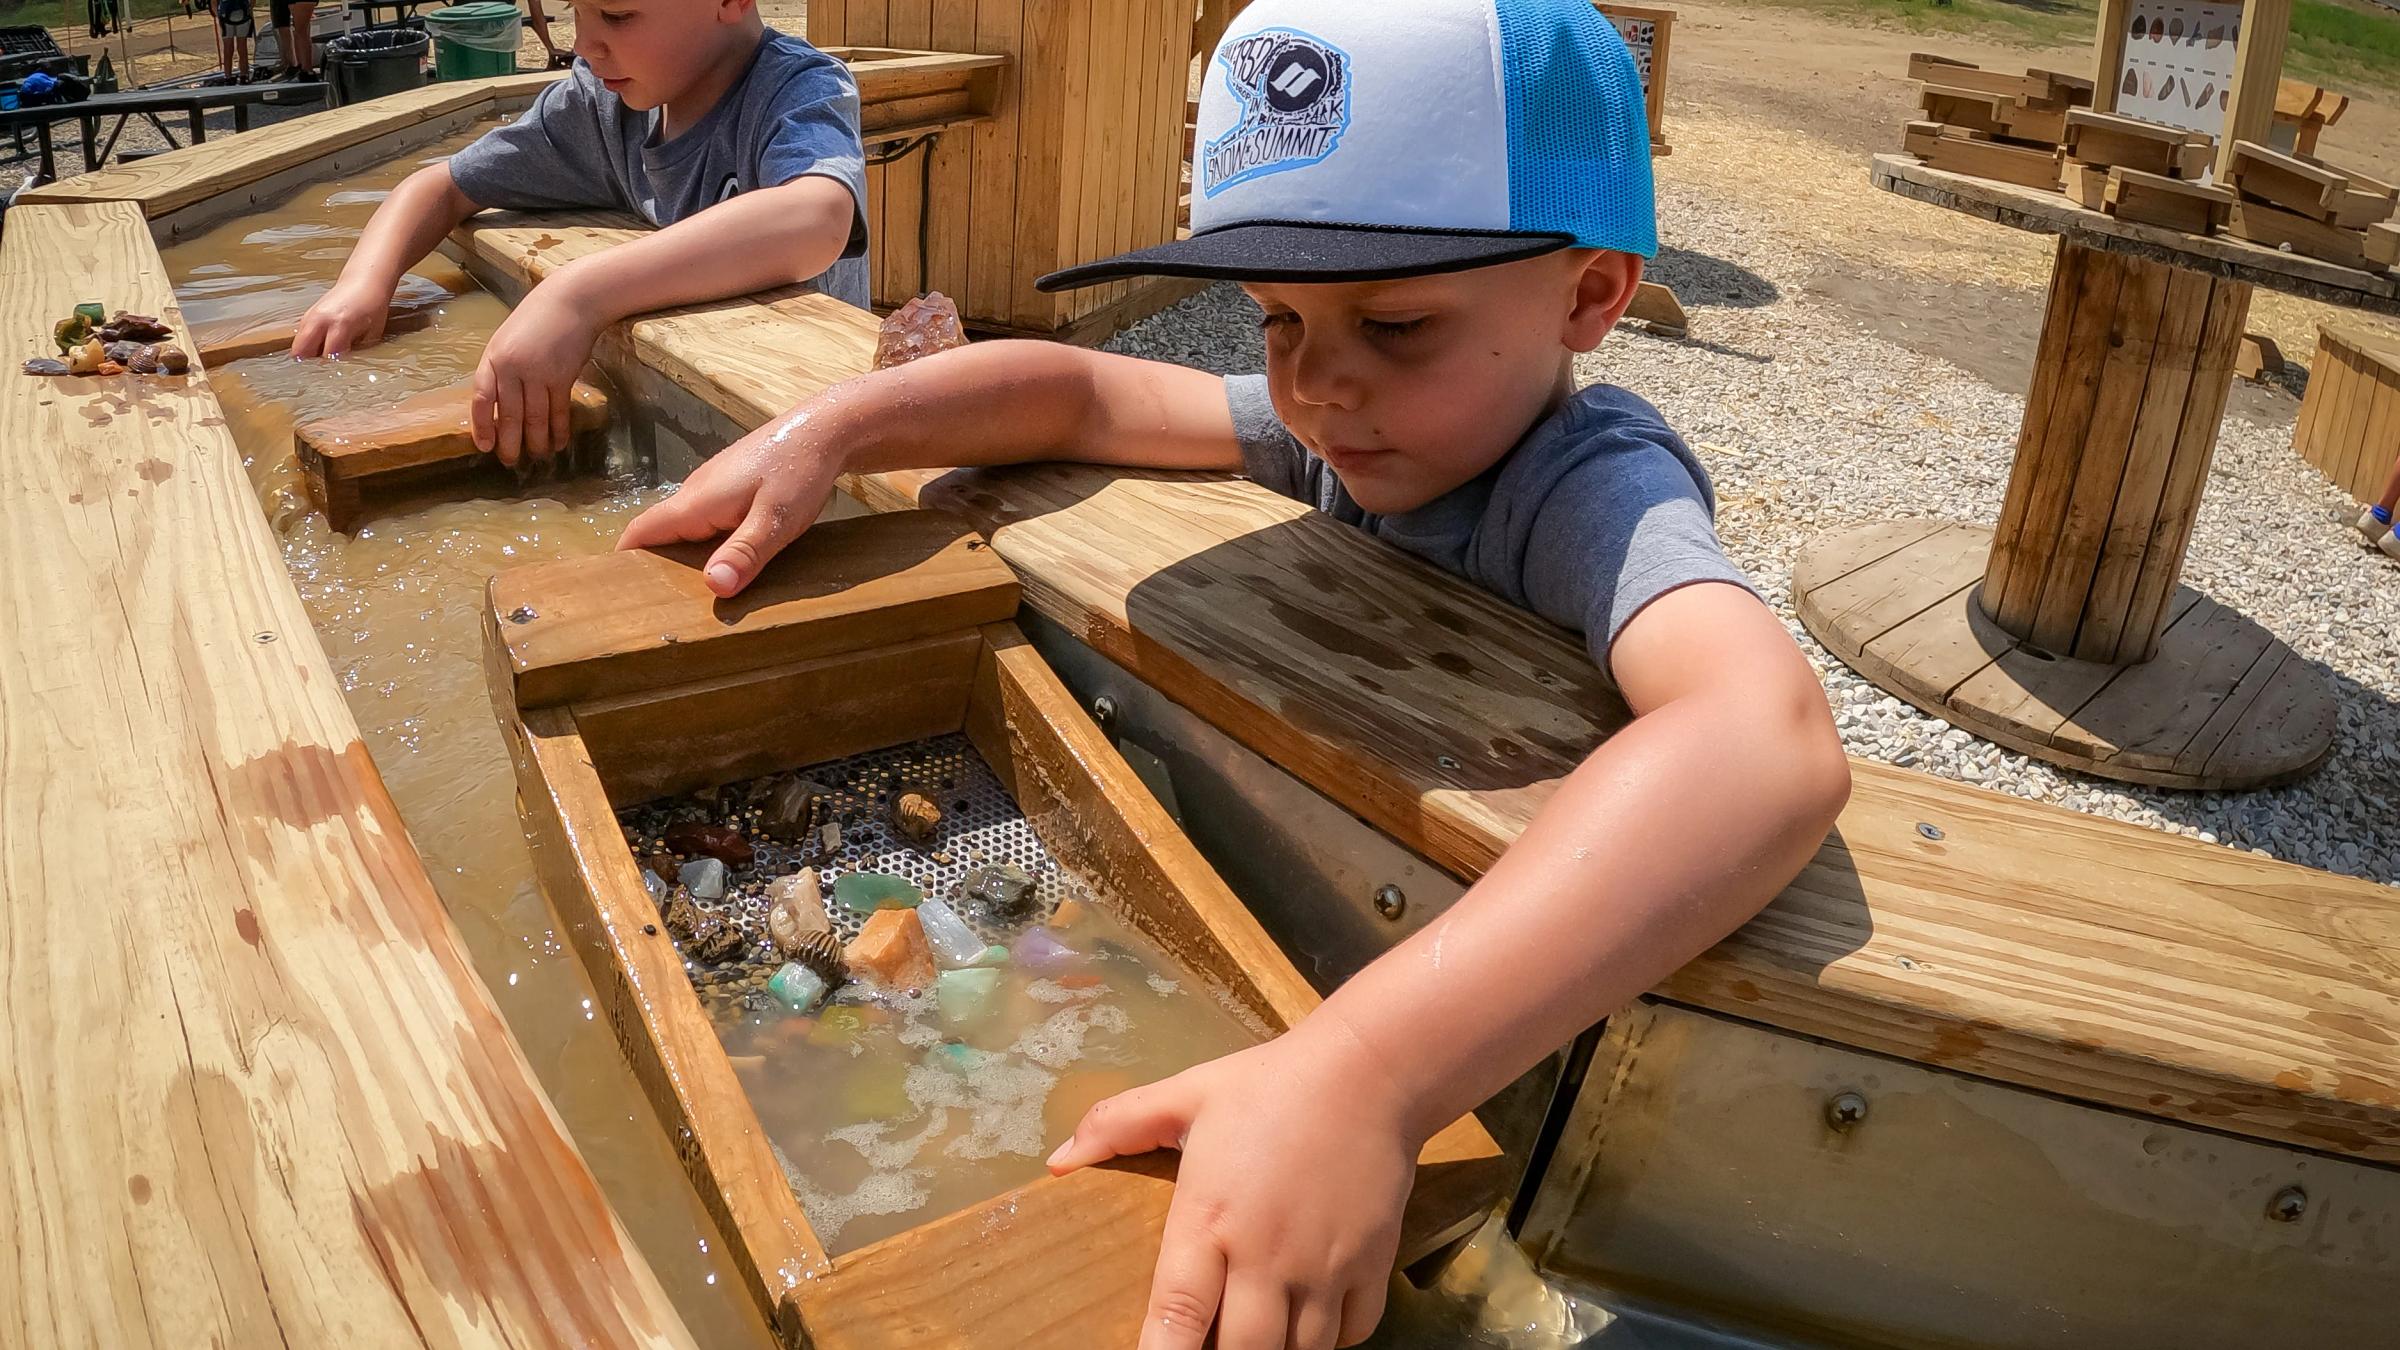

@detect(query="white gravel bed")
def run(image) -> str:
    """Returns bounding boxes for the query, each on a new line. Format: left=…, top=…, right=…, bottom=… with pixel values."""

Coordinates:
left=1102, top=191, right=2400, bottom=891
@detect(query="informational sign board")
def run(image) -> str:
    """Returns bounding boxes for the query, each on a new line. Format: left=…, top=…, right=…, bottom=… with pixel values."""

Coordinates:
left=1598, top=3, right=1674, bottom=155
left=2114, top=0, right=2241, bottom=137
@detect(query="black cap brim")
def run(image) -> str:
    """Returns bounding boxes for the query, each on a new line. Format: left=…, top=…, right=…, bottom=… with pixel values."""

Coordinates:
left=1035, top=221, right=1577, bottom=292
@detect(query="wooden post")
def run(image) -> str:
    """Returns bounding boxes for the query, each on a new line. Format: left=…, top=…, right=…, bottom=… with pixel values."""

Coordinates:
left=2220, top=0, right=2292, bottom=177
left=1981, top=240, right=2252, bottom=664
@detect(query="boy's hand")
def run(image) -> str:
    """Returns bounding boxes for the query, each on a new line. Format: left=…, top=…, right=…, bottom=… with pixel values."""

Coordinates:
left=1048, top=1019, right=1418, bottom=1350
left=472, top=284, right=603, bottom=468
left=291, top=277, right=394, bottom=358
left=615, top=404, right=848, bottom=596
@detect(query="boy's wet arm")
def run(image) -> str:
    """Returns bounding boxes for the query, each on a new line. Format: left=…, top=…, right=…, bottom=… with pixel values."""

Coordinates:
left=542, top=176, right=859, bottom=326
left=1311, top=581, right=1850, bottom=1147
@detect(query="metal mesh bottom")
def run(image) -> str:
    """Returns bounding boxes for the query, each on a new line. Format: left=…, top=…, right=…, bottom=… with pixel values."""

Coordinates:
left=617, top=734, right=1090, bottom=988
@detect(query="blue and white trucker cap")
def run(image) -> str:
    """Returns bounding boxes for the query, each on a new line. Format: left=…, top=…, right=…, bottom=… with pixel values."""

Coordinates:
left=1037, top=0, right=1657, bottom=291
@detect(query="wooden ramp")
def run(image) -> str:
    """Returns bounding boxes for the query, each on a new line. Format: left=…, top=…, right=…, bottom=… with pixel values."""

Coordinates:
left=450, top=214, right=2400, bottom=1169
left=1, top=202, right=697, bottom=1346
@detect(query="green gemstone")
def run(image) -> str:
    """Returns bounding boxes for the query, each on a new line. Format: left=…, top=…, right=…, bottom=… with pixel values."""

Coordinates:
left=73, top=302, right=106, bottom=326
left=834, top=871, right=924, bottom=914
left=970, top=944, right=1010, bottom=968
left=936, top=967, right=1002, bottom=1025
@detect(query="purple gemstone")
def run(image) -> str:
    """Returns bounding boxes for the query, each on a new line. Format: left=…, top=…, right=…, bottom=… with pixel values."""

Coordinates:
left=1010, top=927, right=1085, bottom=975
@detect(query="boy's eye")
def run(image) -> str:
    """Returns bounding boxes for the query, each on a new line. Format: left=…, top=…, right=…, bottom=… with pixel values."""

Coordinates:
left=1256, top=311, right=1298, bottom=333
left=601, top=10, right=630, bottom=23
left=1361, top=316, right=1428, bottom=339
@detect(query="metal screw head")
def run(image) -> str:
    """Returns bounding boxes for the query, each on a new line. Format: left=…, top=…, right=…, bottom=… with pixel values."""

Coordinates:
left=1436, top=754, right=1461, bottom=771
left=1827, top=1091, right=1869, bottom=1132
left=252, top=631, right=277, bottom=644
left=1916, top=822, right=1945, bottom=841
left=1372, top=884, right=1406, bottom=921
left=2268, top=1185, right=2307, bottom=1223
left=1090, top=695, right=1118, bottom=731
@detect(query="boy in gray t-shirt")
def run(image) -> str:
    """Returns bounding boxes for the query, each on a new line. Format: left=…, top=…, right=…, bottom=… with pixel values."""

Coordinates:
left=624, top=1, right=1850, bottom=1344
left=294, top=1, right=867, bottom=468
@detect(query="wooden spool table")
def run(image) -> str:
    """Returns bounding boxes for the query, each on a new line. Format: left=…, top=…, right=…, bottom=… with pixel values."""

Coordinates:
left=1793, top=155, right=2400, bottom=790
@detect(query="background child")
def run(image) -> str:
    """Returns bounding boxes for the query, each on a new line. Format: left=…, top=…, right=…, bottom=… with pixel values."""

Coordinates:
left=621, top=1, right=1851, bottom=1345
left=293, top=0, right=869, bottom=467
left=209, top=0, right=254, bottom=86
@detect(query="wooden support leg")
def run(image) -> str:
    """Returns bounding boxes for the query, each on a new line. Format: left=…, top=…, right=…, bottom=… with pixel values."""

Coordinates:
left=1981, top=240, right=2252, bottom=664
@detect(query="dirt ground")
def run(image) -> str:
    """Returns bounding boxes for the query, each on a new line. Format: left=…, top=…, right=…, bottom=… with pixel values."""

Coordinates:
left=1654, top=0, right=2400, bottom=400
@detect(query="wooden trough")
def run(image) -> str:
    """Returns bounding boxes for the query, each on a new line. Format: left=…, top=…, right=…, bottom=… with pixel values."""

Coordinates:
left=481, top=509, right=1506, bottom=1346
left=13, top=34, right=2400, bottom=1350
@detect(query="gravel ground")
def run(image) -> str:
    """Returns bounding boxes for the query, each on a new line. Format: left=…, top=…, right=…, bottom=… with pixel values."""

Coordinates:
left=1101, top=184, right=2400, bottom=892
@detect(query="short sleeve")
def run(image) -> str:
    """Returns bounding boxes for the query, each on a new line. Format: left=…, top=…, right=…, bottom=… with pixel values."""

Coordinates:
left=1225, top=373, right=1315, bottom=501
left=758, top=60, right=870, bottom=257
left=447, top=75, right=622, bottom=211
left=1513, top=421, right=1758, bottom=682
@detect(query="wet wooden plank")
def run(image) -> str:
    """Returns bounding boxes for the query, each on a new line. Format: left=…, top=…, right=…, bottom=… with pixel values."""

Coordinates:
left=0, top=200, right=697, bottom=1348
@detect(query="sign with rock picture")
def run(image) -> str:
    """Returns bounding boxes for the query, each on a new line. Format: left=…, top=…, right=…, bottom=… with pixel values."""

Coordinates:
left=2116, top=0, right=2241, bottom=137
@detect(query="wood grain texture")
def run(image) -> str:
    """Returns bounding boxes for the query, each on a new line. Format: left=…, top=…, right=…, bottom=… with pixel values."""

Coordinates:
left=816, top=0, right=1195, bottom=338
left=295, top=378, right=610, bottom=531
left=1872, top=153, right=2400, bottom=316
left=491, top=510, right=1019, bottom=708
left=1798, top=521, right=2333, bottom=790
left=0, top=201, right=696, bottom=1347
left=14, top=72, right=565, bottom=215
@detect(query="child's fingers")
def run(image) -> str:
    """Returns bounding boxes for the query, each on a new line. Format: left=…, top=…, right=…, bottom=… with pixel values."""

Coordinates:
left=1289, top=1296, right=1342, bottom=1350
left=471, top=361, right=499, bottom=454
left=615, top=492, right=713, bottom=551
left=1335, top=1277, right=1387, bottom=1348
left=1046, top=1079, right=1193, bottom=1173
left=1213, top=1274, right=1290, bottom=1350
left=705, top=490, right=819, bottom=596
left=546, top=383, right=571, bottom=459
left=494, top=376, right=526, bottom=468
left=1135, top=1219, right=1228, bottom=1350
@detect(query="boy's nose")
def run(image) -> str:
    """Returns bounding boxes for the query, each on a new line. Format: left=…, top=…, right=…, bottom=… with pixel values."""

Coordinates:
left=1285, top=335, right=1366, bottom=412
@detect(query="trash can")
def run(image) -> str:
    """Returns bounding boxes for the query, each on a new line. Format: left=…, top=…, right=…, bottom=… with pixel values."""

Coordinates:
left=424, top=2, right=522, bottom=81
left=323, top=26, right=428, bottom=106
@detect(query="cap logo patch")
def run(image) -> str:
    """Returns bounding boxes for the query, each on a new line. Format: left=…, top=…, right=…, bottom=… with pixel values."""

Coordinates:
left=1202, top=27, right=1351, bottom=198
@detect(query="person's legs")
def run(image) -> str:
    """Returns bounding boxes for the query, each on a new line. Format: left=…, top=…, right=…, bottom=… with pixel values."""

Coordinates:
left=288, top=0, right=315, bottom=74
left=270, top=0, right=294, bottom=71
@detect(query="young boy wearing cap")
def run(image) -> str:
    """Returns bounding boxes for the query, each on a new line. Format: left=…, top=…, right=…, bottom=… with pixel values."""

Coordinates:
left=292, top=0, right=870, bottom=468
left=623, top=1, right=1849, bottom=1345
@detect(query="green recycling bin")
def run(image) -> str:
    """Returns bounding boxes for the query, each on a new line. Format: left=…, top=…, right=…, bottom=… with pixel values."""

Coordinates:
left=424, top=2, right=522, bottom=81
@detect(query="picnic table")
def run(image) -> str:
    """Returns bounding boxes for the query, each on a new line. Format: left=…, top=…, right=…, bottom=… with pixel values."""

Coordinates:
left=345, top=0, right=432, bottom=27
left=1790, top=154, right=2400, bottom=791
left=1, top=81, right=325, bottom=183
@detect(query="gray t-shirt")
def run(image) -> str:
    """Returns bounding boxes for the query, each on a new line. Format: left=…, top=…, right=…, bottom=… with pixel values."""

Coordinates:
left=1227, top=374, right=1755, bottom=684
left=447, top=33, right=870, bottom=310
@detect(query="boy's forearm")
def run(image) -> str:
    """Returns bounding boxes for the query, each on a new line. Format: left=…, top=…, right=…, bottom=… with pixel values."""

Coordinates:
left=1315, top=675, right=1850, bottom=1147
left=540, top=177, right=856, bottom=327
left=338, top=163, right=480, bottom=295
left=764, top=340, right=1243, bottom=477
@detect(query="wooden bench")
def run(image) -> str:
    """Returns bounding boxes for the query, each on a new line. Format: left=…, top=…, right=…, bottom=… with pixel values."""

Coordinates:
left=2294, top=324, right=2400, bottom=503
left=453, top=213, right=2400, bottom=1169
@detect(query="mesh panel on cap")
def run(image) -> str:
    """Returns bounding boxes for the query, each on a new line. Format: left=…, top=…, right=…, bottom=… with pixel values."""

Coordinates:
left=1495, top=0, right=1659, bottom=258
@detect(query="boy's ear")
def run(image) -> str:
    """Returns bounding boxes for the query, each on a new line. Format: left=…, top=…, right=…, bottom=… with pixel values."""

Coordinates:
left=1562, top=250, right=1645, bottom=353
left=719, top=0, right=757, bottom=23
